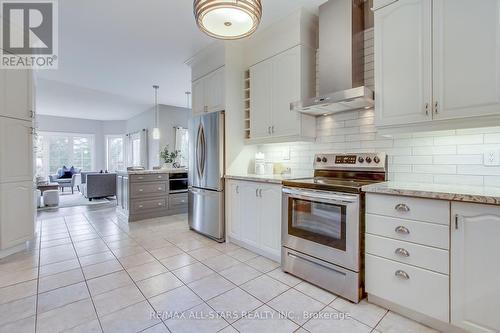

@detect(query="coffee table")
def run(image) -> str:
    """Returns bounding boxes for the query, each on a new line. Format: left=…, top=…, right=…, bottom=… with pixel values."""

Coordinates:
left=37, top=183, right=59, bottom=195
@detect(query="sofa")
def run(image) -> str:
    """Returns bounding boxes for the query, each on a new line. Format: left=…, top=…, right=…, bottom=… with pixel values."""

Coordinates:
left=80, top=172, right=117, bottom=201
left=49, top=167, right=81, bottom=194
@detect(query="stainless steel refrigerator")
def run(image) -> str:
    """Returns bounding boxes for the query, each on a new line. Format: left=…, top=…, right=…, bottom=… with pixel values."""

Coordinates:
left=188, top=111, right=225, bottom=242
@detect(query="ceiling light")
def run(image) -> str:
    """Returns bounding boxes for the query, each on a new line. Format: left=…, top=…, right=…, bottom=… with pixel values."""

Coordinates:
left=194, top=0, right=262, bottom=40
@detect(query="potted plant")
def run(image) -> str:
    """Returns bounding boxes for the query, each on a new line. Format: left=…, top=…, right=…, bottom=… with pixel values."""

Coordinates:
left=160, top=145, right=180, bottom=169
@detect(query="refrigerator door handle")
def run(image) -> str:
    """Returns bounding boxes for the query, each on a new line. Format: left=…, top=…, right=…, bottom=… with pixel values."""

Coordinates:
left=199, top=124, right=206, bottom=179
left=196, top=124, right=204, bottom=181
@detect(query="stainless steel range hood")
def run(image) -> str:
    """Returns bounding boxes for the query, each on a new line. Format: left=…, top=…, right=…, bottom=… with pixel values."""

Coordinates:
left=292, top=0, right=374, bottom=116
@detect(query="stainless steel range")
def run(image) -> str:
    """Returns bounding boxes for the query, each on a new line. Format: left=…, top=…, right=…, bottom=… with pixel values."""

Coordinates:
left=281, top=153, right=387, bottom=303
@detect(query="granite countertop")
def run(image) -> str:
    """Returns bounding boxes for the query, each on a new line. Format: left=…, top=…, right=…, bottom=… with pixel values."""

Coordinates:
left=122, top=168, right=188, bottom=175
left=225, top=173, right=306, bottom=184
left=362, top=181, right=500, bottom=205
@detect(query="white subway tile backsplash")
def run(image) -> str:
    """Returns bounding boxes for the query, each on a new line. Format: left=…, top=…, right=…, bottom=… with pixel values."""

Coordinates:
left=256, top=109, right=500, bottom=186
left=434, top=134, right=483, bottom=145
left=413, top=165, right=457, bottom=174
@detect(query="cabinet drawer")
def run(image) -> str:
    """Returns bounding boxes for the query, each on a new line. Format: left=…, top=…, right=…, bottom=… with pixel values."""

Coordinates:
left=169, top=193, right=188, bottom=207
left=366, top=214, right=449, bottom=249
left=130, top=174, right=168, bottom=183
left=366, top=254, right=449, bottom=322
left=130, top=183, right=168, bottom=198
left=366, top=234, right=449, bottom=274
left=366, top=194, right=449, bottom=225
left=131, top=198, right=167, bottom=213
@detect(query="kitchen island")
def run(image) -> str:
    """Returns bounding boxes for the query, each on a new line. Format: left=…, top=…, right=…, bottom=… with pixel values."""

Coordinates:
left=116, top=169, right=188, bottom=222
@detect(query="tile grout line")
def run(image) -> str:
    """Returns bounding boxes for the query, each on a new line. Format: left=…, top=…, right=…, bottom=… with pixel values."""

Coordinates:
left=34, top=218, right=44, bottom=333
left=80, top=212, right=171, bottom=333
left=62, top=216, right=106, bottom=333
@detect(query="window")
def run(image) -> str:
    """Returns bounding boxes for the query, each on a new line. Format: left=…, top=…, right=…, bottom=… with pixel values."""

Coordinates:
left=130, top=132, right=141, bottom=166
left=175, top=127, right=189, bottom=167
left=106, top=135, right=125, bottom=171
left=36, top=132, right=95, bottom=176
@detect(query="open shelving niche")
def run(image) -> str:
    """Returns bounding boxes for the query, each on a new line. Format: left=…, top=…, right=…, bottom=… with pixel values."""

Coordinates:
left=244, top=69, right=250, bottom=139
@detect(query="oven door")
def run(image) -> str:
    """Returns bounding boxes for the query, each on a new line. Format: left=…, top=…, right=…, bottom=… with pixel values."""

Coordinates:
left=282, top=187, right=360, bottom=272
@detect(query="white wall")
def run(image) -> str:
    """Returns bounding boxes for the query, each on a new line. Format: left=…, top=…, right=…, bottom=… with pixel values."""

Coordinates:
left=255, top=109, right=500, bottom=186
left=125, top=105, right=191, bottom=168
left=36, top=115, right=126, bottom=172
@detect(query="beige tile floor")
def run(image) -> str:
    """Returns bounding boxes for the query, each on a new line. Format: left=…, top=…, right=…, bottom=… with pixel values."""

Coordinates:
left=0, top=207, right=439, bottom=333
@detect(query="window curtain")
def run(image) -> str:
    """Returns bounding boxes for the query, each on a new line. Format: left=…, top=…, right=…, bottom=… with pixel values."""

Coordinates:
left=175, top=127, right=189, bottom=167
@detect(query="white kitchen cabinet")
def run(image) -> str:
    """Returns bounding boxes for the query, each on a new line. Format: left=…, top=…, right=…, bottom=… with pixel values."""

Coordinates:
left=258, top=184, right=282, bottom=258
left=0, top=181, right=34, bottom=251
left=192, top=78, right=205, bottom=115
left=0, top=117, right=34, bottom=183
left=226, top=180, right=241, bottom=240
left=248, top=45, right=315, bottom=143
left=374, top=0, right=432, bottom=126
left=249, top=60, right=272, bottom=140
left=433, top=0, right=500, bottom=120
left=451, top=202, right=500, bottom=333
left=0, top=69, right=34, bottom=121
left=191, top=66, right=225, bottom=116
left=374, top=0, right=500, bottom=131
left=240, top=183, right=260, bottom=249
left=226, top=179, right=282, bottom=261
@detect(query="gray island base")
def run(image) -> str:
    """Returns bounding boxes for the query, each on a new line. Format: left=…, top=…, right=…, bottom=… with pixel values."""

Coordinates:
left=116, top=169, right=188, bottom=222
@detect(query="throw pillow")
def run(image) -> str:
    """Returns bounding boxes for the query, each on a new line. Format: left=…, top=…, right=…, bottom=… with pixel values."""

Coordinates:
left=61, top=171, right=73, bottom=179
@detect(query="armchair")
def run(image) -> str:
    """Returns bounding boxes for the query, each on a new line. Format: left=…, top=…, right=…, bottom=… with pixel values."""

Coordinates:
left=49, top=168, right=81, bottom=194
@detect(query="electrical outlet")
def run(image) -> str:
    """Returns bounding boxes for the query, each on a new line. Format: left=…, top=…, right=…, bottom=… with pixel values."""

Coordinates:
left=484, top=150, right=500, bottom=166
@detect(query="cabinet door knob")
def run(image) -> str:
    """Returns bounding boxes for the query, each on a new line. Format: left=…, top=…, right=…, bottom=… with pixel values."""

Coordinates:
left=395, top=226, right=410, bottom=235
left=395, top=203, right=410, bottom=212
left=395, top=248, right=410, bottom=257
left=395, top=270, right=410, bottom=280
left=425, top=103, right=429, bottom=116
left=434, top=101, right=439, bottom=114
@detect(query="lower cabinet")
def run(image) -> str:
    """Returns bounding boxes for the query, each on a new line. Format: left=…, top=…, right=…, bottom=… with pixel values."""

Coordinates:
left=366, top=194, right=500, bottom=332
left=0, top=181, right=34, bottom=251
left=451, top=202, right=500, bottom=333
left=226, top=179, right=281, bottom=261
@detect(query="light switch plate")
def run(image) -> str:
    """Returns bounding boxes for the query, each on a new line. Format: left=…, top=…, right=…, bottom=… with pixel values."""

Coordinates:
left=484, top=150, right=500, bottom=166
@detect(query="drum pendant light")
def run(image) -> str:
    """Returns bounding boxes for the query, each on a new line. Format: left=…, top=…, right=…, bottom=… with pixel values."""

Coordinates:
left=194, top=0, right=262, bottom=40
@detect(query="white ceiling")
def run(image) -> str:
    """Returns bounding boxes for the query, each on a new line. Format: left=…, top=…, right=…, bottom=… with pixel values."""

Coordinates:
left=36, top=0, right=326, bottom=120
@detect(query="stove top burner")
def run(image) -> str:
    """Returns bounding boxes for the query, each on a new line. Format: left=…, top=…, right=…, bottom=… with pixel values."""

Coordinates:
left=283, top=177, right=382, bottom=193
left=283, top=153, right=388, bottom=193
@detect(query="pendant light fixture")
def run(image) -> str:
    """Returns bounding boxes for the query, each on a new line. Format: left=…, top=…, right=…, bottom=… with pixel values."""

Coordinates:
left=152, top=85, right=160, bottom=140
left=194, top=0, right=262, bottom=40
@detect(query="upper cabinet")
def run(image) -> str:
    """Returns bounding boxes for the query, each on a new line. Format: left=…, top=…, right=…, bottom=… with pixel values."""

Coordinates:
left=433, top=0, right=500, bottom=120
left=247, top=45, right=316, bottom=144
left=0, top=69, right=34, bottom=121
left=374, top=0, right=432, bottom=127
left=374, top=0, right=500, bottom=132
left=192, top=66, right=225, bottom=116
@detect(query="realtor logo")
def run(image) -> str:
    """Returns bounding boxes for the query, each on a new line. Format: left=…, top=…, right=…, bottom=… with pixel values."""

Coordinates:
left=1, top=0, right=58, bottom=69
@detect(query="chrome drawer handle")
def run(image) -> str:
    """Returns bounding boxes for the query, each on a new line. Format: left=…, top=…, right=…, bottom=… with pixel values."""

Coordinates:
left=138, top=177, right=144, bottom=180
left=395, top=226, right=410, bottom=235
left=139, top=189, right=144, bottom=192
left=395, top=248, right=410, bottom=257
left=158, top=176, right=162, bottom=179
left=158, top=187, right=162, bottom=190
left=139, top=205, right=143, bottom=208
left=395, top=203, right=410, bottom=212
left=395, top=270, right=410, bottom=280
left=158, top=202, right=162, bottom=206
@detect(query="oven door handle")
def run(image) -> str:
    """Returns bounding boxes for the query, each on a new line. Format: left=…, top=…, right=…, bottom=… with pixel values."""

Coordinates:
left=282, top=187, right=359, bottom=204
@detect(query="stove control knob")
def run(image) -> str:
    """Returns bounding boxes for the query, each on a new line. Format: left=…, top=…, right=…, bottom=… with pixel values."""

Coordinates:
left=365, top=157, right=372, bottom=164
left=316, top=157, right=322, bottom=163
left=373, top=156, right=380, bottom=164
left=358, top=157, right=364, bottom=163
left=322, top=157, right=328, bottom=163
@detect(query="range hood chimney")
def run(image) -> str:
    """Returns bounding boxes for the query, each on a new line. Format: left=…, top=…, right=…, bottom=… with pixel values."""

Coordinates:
left=291, top=0, right=374, bottom=115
